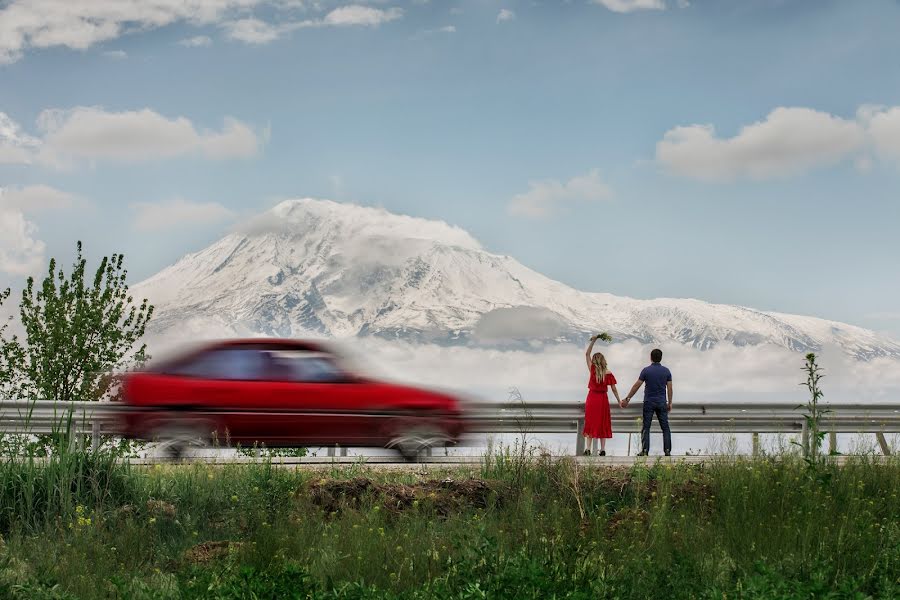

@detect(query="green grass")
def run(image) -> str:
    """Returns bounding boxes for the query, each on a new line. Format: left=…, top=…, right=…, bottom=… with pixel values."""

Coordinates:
left=0, top=447, right=897, bottom=599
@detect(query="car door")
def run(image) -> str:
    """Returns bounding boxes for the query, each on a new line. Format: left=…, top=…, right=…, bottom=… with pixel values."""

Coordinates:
left=180, top=347, right=292, bottom=445
left=261, top=352, right=377, bottom=446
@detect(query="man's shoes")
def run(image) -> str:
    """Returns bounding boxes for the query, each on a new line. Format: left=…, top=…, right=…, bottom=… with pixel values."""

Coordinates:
left=598, top=450, right=606, bottom=456
left=664, top=452, right=671, bottom=457
left=636, top=451, right=648, bottom=457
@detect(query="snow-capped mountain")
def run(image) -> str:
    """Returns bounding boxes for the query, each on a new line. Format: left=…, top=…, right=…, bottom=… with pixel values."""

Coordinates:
left=134, top=198, right=900, bottom=360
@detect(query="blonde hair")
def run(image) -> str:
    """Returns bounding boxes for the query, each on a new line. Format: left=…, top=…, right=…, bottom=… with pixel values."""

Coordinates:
left=592, top=352, right=608, bottom=384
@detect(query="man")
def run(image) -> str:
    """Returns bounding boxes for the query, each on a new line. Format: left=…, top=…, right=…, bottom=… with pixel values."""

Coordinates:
left=623, top=348, right=672, bottom=456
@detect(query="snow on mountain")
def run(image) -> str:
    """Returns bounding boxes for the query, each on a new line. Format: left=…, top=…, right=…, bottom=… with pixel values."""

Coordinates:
left=133, top=198, right=900, bottom=360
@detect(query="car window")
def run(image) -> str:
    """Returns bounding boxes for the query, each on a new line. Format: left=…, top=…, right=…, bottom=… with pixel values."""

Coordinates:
left=169, top=348, right=269, bottom=381
left=265, top=351, right=349, bottom=383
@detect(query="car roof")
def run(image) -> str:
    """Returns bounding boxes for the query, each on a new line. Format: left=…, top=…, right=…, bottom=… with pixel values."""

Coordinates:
left=208, top=338, right=331, bottom=352
left=145, top=338, right=339, bottom=373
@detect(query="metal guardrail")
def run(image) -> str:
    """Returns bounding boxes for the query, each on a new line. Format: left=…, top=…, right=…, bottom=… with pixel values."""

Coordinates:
left=1, top=399, right=898, bottom=456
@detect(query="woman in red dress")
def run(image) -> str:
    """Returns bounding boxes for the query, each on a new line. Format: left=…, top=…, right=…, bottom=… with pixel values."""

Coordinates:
left=583, top=334, right=622, bottom=456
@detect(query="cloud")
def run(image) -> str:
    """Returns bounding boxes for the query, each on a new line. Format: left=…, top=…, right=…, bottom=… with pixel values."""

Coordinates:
left=29, top=107, right=262, bottom=166
left=343, top=339, right=900, bottom=405
left=141, top=324, right=900, bottom=406
left=413, top=25, right=456, bottom=39
left=0, top=184, right=77, bottom=275
left=0, top=0, right=269, bottom=64
left=0, top=184, right=76, bottom=212
left=322, top=5, right=402, bottom=27
left=656, top=107, right=867, bottom=182
left=508, top=169, right=613, bottom=218
left=0, top=111, right=41, bottom=164
left=223, top=17, right=284, bottom=43
left=131, top=199, right=237, bottom=232
left=474, top=307, right=568, bottom=341
left=866, top=106, right=900, bottom=165
left=496, top=9, right=515, bottom=23
left=592, top=0, right=665, bottom=13
left=178, top=35, right=213, bottom=47
left=0, top=207, right=45, bottom=275
left=0, top=2, right=402, bottom=61
left=223, top=4, right=403, bottom=43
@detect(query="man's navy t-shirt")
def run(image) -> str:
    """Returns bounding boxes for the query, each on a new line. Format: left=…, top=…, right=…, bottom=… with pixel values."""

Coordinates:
left=639, top=363, right=672, bottom=402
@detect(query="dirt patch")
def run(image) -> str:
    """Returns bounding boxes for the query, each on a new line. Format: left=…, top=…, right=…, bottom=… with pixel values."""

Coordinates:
left=307, top=477, right=504, bottom=516
left=669, top=479, right=713, bottom=504
left=146, top=499, right=177, bottom=520
left=605, top=507, right=650, bottom=538
left=308, top=477, right=376, bottom=513
left=183, top=541, right=242, bottom=564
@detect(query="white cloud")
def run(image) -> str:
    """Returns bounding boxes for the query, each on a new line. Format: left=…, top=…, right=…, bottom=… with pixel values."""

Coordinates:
left=0, top=208, right=45, bottom=275
left=0, top=184, right=77, bottom=275
left=0, top=0, right=268, bottom=64
left=132, top=199, right=237, bottom=232
left=178, top=35, right=213, bottom=47
left=474, top=307, right=567, bottom=341
left=223, top=17, right=284, bottom=43
left=866, top=106, right=900, bottom=165
left=33, top=107, right=261, bottom=166
left=508, top=169, right=613, bottom=218
left=0, top=111, right=41, bottom=164
left=656, top=107, right=867, bottom=182
left=592, top=0, right=665, bottom=13
left=496, top=9, right=515, bottom=23
left=322, top=5, right=402, bottom=27
left=0, top=2, right=403, bottom=61
left=223, top=5, right=403, bottom=44
left=413, top=25, right=456, bottom=38
left=344, top=339, right=900, bottom=406
left=0, top=184, right=76, bottom=212
left=102, top=49, right=127, bottom=59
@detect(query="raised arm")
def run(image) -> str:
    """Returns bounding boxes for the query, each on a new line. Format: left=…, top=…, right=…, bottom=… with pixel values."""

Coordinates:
left=585, top=336, right=597, bottom=369
left=584, top=333, right=611, bottom=369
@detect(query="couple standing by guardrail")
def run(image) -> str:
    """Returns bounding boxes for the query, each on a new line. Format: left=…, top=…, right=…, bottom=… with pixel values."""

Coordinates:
left=583, top=335, right=674, bottom=456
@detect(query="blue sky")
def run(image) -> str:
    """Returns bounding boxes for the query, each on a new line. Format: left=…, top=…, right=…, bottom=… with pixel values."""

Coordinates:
left=1, top=0, right=899, bottom=337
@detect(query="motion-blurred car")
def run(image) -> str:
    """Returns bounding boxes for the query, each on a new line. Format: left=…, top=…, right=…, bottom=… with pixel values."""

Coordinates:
left=120, top=339, right=467, bottom=459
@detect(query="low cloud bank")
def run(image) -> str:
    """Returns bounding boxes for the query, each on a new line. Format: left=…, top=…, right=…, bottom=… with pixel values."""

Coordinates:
left=143, top=325, right=900, bottom=405
left=473, top=306, right=568, bottom=342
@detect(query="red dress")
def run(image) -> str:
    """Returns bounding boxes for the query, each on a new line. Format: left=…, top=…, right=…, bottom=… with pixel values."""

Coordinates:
left=584, top=366, right=616, bottom=439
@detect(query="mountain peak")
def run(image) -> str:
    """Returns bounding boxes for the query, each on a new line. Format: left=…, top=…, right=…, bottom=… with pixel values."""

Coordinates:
left=135, top=200, right=900, bottom=360
left=238, top=198, right=482, bottom=251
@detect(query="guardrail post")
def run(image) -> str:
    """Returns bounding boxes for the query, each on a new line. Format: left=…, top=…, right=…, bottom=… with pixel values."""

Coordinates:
left=752, top=432, right=759, bottom=457
left=875, top=433, right=892, bottom=456
left=340, top=446, right=348, bottom=457
left=828, top=431, right=837, bottom=455
left=575, top=419, right=585, bottom=456
left=800, top=421, right=809, bottom=458
left=327, top=446, right=335, bottom=457
left=91, top=419, right=100, bottom=453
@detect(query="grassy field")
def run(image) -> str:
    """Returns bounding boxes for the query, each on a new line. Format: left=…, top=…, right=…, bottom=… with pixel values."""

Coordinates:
left=0, top=446, right=897, bottom=599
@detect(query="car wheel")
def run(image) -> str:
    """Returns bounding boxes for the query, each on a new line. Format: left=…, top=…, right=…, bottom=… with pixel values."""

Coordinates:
left=388, top=425, right=449, bottom=462
left=153, top=421, right=210, bottom=461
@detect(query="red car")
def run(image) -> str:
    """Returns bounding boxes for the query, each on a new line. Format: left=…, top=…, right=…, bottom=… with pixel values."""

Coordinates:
left=120, top=339, right=467, bottom=459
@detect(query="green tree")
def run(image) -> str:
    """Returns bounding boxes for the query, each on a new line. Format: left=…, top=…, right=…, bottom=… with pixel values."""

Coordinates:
left=0, top=288, right=24, bottom=399
left=0, top=242, right=153, bottom=403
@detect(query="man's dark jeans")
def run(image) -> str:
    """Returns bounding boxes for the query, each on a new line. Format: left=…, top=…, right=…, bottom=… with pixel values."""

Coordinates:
left=641, top=399, right=672, bottom=455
